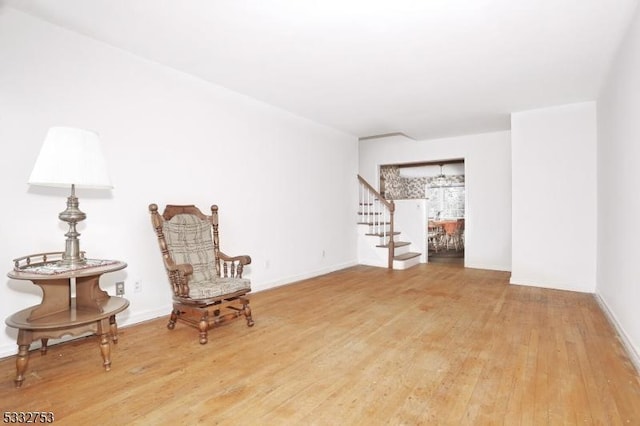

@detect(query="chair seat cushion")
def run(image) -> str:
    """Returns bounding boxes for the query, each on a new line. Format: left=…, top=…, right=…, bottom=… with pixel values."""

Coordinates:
left=188, top=277, right=251, bottom=299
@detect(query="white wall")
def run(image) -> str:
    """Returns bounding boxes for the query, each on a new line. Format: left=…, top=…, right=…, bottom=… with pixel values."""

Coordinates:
left=0, top=8, right=358, bottom=357
left=597, top=3, right=640, bottom=368
left=511, top=102, right=597, bottom=292
left=394, top=199, right=428, bottom=263
left=359, top=131, right=512, bottom=271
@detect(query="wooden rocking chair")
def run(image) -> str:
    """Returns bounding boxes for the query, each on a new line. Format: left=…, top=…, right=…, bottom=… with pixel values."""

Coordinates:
left=149, top=204, right=254, bottom=344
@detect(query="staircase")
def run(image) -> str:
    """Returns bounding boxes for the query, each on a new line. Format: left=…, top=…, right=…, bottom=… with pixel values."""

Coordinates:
left=357, top=175, right=422, bottom=270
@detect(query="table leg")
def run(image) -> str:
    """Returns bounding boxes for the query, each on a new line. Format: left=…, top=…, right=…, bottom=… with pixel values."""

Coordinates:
left=109, top=315, right=119, bottom=343
left=14, top=329, right=33, bottom=388
left=40, top=338, right=49, bottom=355
left=98, top=318, right=111, bottom=371
left=14, top=344, right=30, bottom=387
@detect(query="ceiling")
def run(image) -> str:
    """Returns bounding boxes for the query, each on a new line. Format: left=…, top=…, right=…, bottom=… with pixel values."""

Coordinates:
left=5, top=0, right=638, bottom=140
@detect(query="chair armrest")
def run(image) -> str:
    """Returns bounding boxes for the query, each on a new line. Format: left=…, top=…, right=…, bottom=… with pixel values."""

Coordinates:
left=164, top=257, right=194, bottom=297
left=218, top=251, right=251, bottom=278
left=218, top=252, right=252, bottom=265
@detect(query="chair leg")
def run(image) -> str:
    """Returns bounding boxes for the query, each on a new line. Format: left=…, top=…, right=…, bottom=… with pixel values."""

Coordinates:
left=198, top=314, right=209, bottom=345
left=167, top=309, right=179, bottom=330
left=242, top=299, right=254, bottom=327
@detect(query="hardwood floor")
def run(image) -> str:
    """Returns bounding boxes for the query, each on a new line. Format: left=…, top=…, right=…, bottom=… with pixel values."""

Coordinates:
left=2, top=264, right=640, bottom=425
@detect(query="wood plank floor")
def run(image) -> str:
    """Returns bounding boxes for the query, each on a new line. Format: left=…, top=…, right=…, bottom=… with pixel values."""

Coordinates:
left=2, top=264, right=640, bottom=425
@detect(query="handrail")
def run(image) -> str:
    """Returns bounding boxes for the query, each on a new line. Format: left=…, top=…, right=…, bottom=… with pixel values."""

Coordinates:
left=357, top=174, right=395, bottom=269
left=357, top=175, right=395, bottom=212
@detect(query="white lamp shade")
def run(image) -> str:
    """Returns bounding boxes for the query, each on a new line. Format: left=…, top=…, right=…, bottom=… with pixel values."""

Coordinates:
left=28, top=127, right=113, bottom=189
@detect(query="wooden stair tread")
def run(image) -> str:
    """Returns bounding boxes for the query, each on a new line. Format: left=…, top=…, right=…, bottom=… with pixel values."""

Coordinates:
left=394, top=252, right=421, bottom=261
left=365, top=231, right=401, bottom=237
left=376, top=241, right=410, bottom=248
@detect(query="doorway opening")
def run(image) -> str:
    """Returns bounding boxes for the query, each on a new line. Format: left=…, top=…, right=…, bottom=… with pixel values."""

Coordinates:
left=379, top=159, right=465, bottom=266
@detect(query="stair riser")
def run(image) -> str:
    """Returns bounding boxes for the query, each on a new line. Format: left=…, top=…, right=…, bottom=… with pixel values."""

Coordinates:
left=363, top=224, right=392, bottom=234
left=376, top=235, right=400, bottom=245
left=374, top=244, right=410, bottom=256
left=393, top=255, right=421, bottom=270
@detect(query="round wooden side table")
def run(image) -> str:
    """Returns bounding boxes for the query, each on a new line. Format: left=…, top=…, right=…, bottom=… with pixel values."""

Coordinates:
left=5, top=254, right=129, bottom=387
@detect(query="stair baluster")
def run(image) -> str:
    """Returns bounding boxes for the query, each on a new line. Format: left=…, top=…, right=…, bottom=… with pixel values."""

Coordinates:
left=358, top=175, right=395, bottom=269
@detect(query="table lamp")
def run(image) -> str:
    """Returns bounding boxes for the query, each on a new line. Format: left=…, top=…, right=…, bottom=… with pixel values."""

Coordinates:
left=28, top=126, right=113, bottom=266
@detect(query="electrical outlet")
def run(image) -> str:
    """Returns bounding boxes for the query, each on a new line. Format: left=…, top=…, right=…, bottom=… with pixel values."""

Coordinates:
left=115, top=281, right=125, bottom=296
left=134, top=280, right=142, bottom=293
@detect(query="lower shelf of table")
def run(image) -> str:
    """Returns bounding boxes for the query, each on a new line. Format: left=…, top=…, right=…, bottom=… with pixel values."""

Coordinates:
left=5, top=297, right=130, bottom=330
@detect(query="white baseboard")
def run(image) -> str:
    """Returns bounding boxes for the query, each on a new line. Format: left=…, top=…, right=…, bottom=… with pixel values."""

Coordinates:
left=464, top=261, right=511, bottom=272
left=510, top=274, right=594, bottom=293
left=595, top=293, right=640, bottom=374
left=252, top=261, right=359, bottom=293
left=117, top=306, right=171, bottom=329
left=356, top=258, right=386, bottom=269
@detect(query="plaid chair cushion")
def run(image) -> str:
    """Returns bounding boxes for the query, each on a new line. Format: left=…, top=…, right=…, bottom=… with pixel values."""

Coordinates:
left=188, top=276, right=251, bottom=299
left=163, top=213, right=217, bottom=285
left=163, top=214, right=250, bottom=298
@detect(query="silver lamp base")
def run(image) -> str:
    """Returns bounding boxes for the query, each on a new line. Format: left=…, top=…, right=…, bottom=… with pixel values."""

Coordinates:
left=58, top=184, right=86, bottom=267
